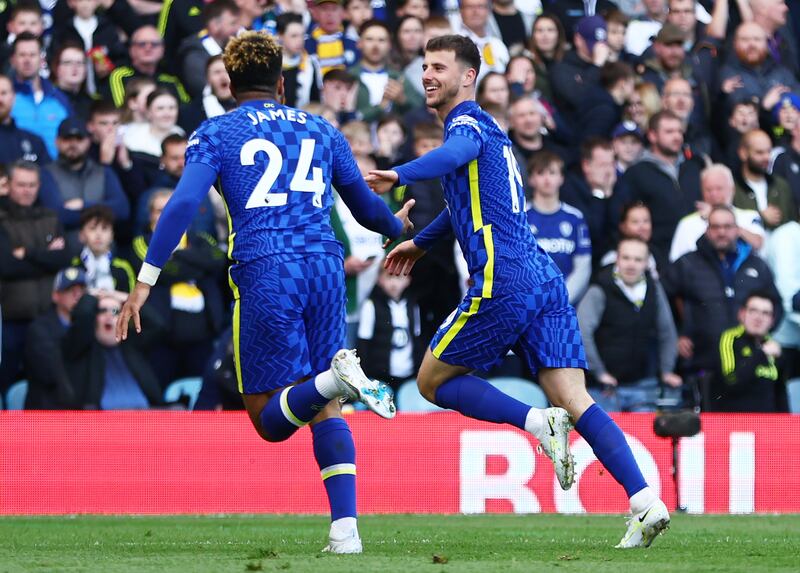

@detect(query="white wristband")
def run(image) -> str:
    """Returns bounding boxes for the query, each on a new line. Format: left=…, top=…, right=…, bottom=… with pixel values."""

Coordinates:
left=137, top=262, right=161, bottom=286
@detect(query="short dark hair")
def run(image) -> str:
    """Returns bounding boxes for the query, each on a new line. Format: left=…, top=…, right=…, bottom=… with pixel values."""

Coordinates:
left=276, top=11, right=303, bottom=34
left=323, top=68, right=356, bottom=86
left=581, top=136, right=613, bottom=162
left=205, top=54, right=224, bottom=75
left=603, top=8, right=630, bottom=27
left=161, top=133, right=188, bottom=155
left=223, top=30, right=282, bottom=94
left=425, top=34, right=481, bottom=77
left=741, top=290, right=776, bottom=310
left=619, top=200, right=650, bottom=225
left=203, top=0, right=239, bottom=24
left=12, top=31, right=42, bottom=54
left=600, top=61, right=634, bottom=91
left=89, top=99, right=121, bottom=119
left=145, top=87, right=177, bottom=108
left=412, top=121, right=443, bottom=142
left=648, top=109, right=682, bottom=133
left=80, top=205, right=115, bottom=229
left=617, top=236, right=650, bottom=253
left=10, top=1, right=41, bottom=20
left=527, top=150, right=564, bottom=175
left=358, top=18, right=391, bottom=37
left=8, top=159, right=40, bottom=179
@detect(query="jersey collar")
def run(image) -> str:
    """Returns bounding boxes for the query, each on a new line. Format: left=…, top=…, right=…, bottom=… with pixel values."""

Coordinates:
left=444, top=99, right=479, bottom=126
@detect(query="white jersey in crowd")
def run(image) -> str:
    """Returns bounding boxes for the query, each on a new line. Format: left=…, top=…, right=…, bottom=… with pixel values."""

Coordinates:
left=668, top=206, right=765, bottom=262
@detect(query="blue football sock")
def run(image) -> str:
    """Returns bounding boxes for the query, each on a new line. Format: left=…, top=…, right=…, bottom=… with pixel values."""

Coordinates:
left=575, top=403, right=648, bottom=498
left=312, top=418, right=357, bottom=521
left=259, top=382, right=330, bottom=442
left=434, top=374, right=529, bottom=429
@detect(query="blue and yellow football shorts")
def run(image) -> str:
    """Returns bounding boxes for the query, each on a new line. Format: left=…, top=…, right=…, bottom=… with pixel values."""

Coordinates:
left=228, top=253, right=346, bottom=394
left=430, top=276, right=587, bottom=373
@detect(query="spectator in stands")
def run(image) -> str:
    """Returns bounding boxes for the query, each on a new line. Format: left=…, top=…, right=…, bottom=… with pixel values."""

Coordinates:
left=603, top=9, right=632, bottom=64
left=50, top=0, right=125, bottom=96
left=178, top=55, right=237, bottom=134
left=41, top=117, right=129, bottom=237
left=638, top=24, right=690, bottom=92
left=551, top=15, right=609, bottom=128
left=508, top=96, right=569, bottom=170
left=119, top=76, right=156, bottom=125
left=624, top=81, right=661, bottom=132
left=626, top=0, right=668, bottom=56
left=765, top=218, right=800, bottom=401
left=491, top=0, right=533, bottom=56
left=276, top=12, right=319, bottom=109
left=391, top=15, right=424, bottom=70
left=611, top=121, right=644, bottom=174
left=394, top=0, right=428, bottom=23
left=357, top=266, right=423, bottom=390
left=24, top=267, right=87, bottom=409
left=9, top=32, right=72, bottom=159
left=505, top=54, right=537, bottom=99
left=374, top=115, right=406, bottom=168
left=350, top=19, right=423, bottom=123
left=158, top=0, right=205, bottom=64
left=0, top=160, right=72, bottom=394
left=526, top=12, right=566, bottom=102
left=476, top=72, right=510, bottom=109
left=615, top=110, right=702, bottom=258
left=578, top=237, right=681, bottom=412
left=122, top=88, right=185, bottom=170
left=663, top=205, right=781, bottom=374
left=0, top=73, right=50, bottom=165
left=404, top=15, right=452, bottom=99
left=670, top=163, right=764, bottom=262
left=722, top=98, right=760, bottom=167
left=600, top=200, right=664, bottom=277
left=712, top=292, right=782, bottom=412
left=178, top=0, right=240, bottom=99
left=69, top=206, right=134, bottom=294
left=661, top=77, right=715, bottom=160
left=49, top=42, right=93, bottom=122
left=107, top=24, right=190, bottom=108
left=561, top=137, right=617, bottom=266
left=306, top=0, right=360, bottom=80
left=665, top=0, right=706, bottom=52
left=235, top=0, right=279, bottom=34
left=130, top=189, right=227, bottom=390
left=456, top=0, right=510, bottom=80
left=526, top=151, right=592, bottom=304
left=344, top=0, right=373, bottom=41
left=733, top=129, right=797, bottom=230
left=577, top=61, right=635, bottom=142
left=550, top=0, right=617, bottom=37
left=719, top=22, right=799, bottom=112
left=749, top=0, right=797, bottom=77
left=771, top=110, right=800, bottom=207
left=320, top=68, right=358, bottom=126
left=402, top=121, right=461, bottom=343
left=64, top=291, right=167, bottom=409
left=768, top=92, right=800, bottom=148
left=1, top=3, right=45, bottom=67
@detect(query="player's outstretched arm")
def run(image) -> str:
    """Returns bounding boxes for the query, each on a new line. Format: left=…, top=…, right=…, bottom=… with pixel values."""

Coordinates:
left=116, top=162, right=217, bottom=340
left=371, top=135, right=480, bottom=188
left=412, top=208, right=453, bottom=250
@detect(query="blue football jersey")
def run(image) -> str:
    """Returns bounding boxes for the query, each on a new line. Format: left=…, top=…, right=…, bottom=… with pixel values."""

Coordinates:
left=526, top=202, right=591, bottom=276
left=440, top=101, right=561, bottom=296
left=185, top=100, right=362, bottom=264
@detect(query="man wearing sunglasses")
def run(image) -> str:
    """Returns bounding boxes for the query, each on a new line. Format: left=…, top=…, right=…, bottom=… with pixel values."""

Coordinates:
left=107, top=24, right=190, bottom=108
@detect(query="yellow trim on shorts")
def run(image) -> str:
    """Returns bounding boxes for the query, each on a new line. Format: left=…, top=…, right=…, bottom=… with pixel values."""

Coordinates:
left=432, top=296, right=482, bottom=359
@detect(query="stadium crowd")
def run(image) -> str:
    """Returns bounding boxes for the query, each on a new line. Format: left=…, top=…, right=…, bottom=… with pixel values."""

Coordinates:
left=0, top=0, right=798, bottom=413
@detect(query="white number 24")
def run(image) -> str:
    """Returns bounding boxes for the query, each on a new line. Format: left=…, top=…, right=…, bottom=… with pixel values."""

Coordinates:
left=240, top=138, right=325, bottom=209
left=502, top=145, right=524, bottom=213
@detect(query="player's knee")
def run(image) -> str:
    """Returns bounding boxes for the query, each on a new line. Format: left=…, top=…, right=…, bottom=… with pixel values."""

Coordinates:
left=416, top=375, right=439, bottom=403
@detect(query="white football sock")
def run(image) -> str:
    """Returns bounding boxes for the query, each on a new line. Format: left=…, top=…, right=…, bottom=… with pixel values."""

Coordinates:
left=314, top=369, right=340, bottom=399
left=330, top=517, right=358, bottom=538
left=524, top=408, right=545, bottom=438
left=629, top=486, right=657, bottom=514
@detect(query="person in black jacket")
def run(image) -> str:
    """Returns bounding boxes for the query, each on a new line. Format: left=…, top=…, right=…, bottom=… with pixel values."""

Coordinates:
left=663, top=205, right=782, bottom=377
left=577, top=60, right=635, bottom=143
left=711, top=291, right=783, bottom=412
left=64, top=291, right=166, bottom=409
left=357, top=267, right=423, bottom=390
left=24, top=267, right=87, bottom=409
left=0, top=74, right=50, bottom=165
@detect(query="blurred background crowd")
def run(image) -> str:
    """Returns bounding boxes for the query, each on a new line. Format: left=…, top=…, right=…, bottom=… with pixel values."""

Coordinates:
left=0, top=0, right=798, bottom=414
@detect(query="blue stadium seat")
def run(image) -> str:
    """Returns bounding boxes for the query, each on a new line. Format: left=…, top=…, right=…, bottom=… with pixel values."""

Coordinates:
left=395, top=379, right=444, bottom=412
left=787, top=379, right=800, bottom=414
left=164, top=377, right=203, bottom=410
left=5, top=380, right=28, bottom=410
left=488, top=377, right=549, bottom=409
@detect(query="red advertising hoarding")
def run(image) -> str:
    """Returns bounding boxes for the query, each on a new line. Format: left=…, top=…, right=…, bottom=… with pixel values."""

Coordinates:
left=1, top=412, right=798, bottom=514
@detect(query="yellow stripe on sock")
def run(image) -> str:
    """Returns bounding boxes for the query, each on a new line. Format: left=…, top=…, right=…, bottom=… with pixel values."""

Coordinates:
left=280, top=387, right=307, bottom=428
left=321, top=463, right=357, bottom=480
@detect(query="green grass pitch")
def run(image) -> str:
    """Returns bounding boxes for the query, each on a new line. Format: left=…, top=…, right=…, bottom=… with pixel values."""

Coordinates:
left=0, top=514, right=797, bottom=572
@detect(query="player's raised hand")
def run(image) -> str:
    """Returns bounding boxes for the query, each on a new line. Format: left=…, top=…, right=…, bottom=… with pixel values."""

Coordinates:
left=365, top=169, right=399, bottom=194
left=384, top=239, right=425, bottom=276
left=115, top=281, right=152, bottom=342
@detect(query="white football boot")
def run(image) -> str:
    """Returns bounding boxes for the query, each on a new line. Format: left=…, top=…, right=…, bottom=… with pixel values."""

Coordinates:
left=615, top=498, right=670, bottom=548
left=331, top=349, right=396, bottom=419
left=536, top=407, right=575, bottom=490
left=322, top=529, right=363, bottom=554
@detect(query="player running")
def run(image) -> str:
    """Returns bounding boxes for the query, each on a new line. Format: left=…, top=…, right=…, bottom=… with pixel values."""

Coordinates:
left=116, top=31, right=414, bottom=554
left=367, top=35, right=670, bottom=549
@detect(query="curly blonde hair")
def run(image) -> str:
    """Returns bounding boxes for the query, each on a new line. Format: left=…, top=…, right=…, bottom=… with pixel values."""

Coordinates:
left=223, top=31, right=283, bottom=93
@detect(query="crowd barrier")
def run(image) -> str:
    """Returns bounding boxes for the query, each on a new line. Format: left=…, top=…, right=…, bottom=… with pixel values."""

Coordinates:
left=1, top=412, right=798, bottom=514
